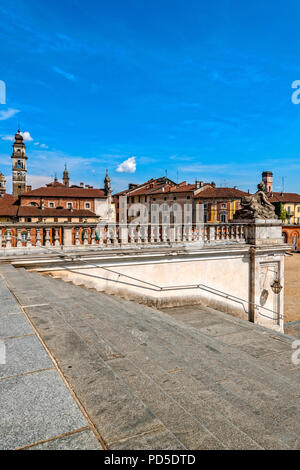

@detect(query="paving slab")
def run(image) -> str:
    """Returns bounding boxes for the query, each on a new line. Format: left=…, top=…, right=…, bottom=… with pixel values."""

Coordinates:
left=0, top=313, right=33, bottom=339
left=0, top=369, right=87, bottom=450
left=0, top=335, right=53, bottom=379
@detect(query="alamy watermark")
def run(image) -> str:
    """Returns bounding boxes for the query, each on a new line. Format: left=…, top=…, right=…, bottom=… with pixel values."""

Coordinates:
left=0, top=80, right=6, bottom=104
left=291, top=340, right=300, bottom=366
left=0, top=340, right=6, bottom=365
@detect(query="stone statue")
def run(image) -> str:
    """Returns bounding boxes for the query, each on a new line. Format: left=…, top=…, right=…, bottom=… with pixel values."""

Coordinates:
left=234, top=182, right=277, bottom=220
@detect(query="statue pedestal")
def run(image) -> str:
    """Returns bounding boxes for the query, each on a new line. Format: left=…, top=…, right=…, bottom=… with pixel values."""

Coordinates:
left=235, top=219, right=283, bottom=246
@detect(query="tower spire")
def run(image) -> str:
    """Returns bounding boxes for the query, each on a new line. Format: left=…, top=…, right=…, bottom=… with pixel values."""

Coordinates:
left=104, top=169, right=111, bottom=196
left=63, top=163, right=70, bottom=187
left=11, top=129, right=27, bottom=196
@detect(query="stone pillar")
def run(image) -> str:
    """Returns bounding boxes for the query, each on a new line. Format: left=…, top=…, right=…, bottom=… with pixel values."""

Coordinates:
left=236, top=218, right=287, bottom=332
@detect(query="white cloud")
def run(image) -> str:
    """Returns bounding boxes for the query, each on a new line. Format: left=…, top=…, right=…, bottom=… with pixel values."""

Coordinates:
left=34, top=142, right=40, bottom=146
left=40, top=143, right=48, bottom=148
left=53, top=66, right=76, bottom=81
left=116, top=156, right=136, bottom=173
left=20, top=131, right=33, bottom=142
left=0, top=108, right=20, bottom=120
left=1, top=130, right=33, bottom=142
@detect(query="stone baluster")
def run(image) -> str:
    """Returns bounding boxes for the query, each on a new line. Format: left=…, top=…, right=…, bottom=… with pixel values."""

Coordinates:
left=162, top=225, right=167, bottom=243
left=45, top=228, right=51, bottom=247
left=187, top=226, right=192, bottom=242
left=54, top=228, right=60, bottom=247
left=208, top=225, right=215, bottom=243
left=26, top=229, right=32, bottom=247
left=83, top=228, right=88, bottom=245
left=112, top=226, right=118, bottom=245
left=17, top=228, right=22, bottom=247
left=136, top=226, right=142, bottom=244
left=91, top=227, right=96, bottom=245
left=6, top=229, right=11, bottom=248
left=150, top=225, right=155, bottom=243
left=142, top=224, right=148, bottom=243
left=129, top=226, right=135, bottom=244
left=75, top=227, right=80, bottom=246
left=36, top=229, right=42, bottom=247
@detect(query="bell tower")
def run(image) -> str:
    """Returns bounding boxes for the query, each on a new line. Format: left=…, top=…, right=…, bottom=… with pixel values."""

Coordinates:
left=11, top=130, right=27, bottom=196
left=0, top=172, right=5, bottom=195
left=262, top=171, right=273, bottom=193
left=63, top=163, right=70, bottom=187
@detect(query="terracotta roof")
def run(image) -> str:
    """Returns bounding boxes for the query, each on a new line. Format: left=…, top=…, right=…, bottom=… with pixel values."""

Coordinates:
left=268, top=192, right=300, bottom=203
left=151, top=183, right=210, bottom=195
left=20, top=186, right=107, bottom=198
left=195, top=187, right=249, bottom=199
left=0, top=198, right=97, bottom=218
left=114, top=177, right=176, bottom=196
left=0, top=194, right=18, bottom=205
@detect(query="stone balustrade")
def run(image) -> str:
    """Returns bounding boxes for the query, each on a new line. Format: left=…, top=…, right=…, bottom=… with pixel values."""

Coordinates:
left=0, top=221, right=251, bottom=252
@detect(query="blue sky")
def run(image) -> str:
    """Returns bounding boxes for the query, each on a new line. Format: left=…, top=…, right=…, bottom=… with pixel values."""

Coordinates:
left=1, top=0, right=300, bottom=193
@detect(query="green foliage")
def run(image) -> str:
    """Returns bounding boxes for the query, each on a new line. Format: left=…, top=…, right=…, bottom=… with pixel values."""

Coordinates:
left=276, top=202, right=288, bottom=222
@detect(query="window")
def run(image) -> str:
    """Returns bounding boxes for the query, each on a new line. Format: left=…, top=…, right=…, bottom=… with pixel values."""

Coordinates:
left=131, top=197, right=134, bottom=203
left=54, top=218, right=58, bottom=222
left=145, top=196, right=147, bottom=202
left=221, top=203, right=227, bottom=209
left=85, top=202, right=90, bottom=209
left=163, top=204, right=168, bottom=210
left=164, top=197, right=167, bottom=201
left=173, top=196, right=177, bottom=200
left=187, top=196, right=190, bottom=200
left=67, top=202, right=73, bottom=209
left=220, top=212, right=227, bottom=223
left=152, top=204, right=157, bottom=211
left=49, top=202, right=54, bottom=208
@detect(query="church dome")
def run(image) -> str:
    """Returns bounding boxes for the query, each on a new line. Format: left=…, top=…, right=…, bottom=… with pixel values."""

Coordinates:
left=15, top=132, right=23, bottom=142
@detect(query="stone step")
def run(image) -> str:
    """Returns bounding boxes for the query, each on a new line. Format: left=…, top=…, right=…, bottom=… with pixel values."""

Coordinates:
left=27, top=276, right=300, bottom=444
left=4, top=267, right=300, bottom=449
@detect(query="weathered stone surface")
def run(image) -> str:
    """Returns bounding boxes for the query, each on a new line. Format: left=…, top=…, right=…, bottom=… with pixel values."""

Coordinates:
left=1, top=267, right=299, bottom=450
left=0, top=369, right=87, bottom=450
left=0, top=313, right=33, bottom=339
left=0, top=335, right=53, bottom=378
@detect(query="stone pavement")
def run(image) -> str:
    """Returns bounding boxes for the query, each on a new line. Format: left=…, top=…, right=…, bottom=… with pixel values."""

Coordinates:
left=0, top=265, right=102, bottom=450
left=0, top=264, right=300, bottom=450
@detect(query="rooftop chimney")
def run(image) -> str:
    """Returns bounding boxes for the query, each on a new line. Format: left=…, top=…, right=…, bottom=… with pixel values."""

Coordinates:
left=80, top=182, right=84, bottom=187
